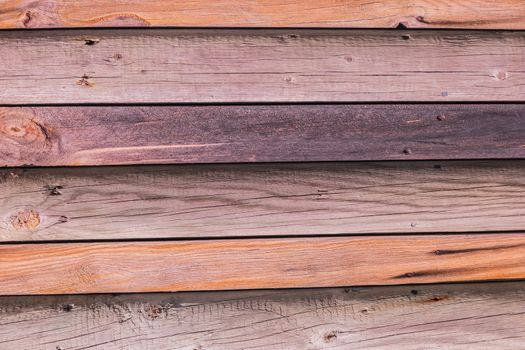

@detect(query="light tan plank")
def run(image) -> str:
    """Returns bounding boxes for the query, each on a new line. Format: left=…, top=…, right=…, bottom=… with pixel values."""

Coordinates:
left=0, top=29, right=523, bottom=104
left=1, top=161, right=524, bottom=241
left=2, top=283, right=525, bottom=349
left=1, top=0, right=525, bottom=29
left=1, top=234, right=525, bottom=294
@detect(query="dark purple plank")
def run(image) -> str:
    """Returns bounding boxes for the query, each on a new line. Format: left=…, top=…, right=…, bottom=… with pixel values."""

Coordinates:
left=1, top=104, right=524, bottom=166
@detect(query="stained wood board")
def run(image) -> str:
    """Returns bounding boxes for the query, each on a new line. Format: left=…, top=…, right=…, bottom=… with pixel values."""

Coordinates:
left=2, top=104, right=525, bottom=167
left=1, top=234, right=525, bottom=294
left=1, top=0, right=525, bottom=29
left=1, top=29, right=524, bottom=104
left=2, top=161, right=524, bottom=241
left=2, top=282, right=524, bottom=349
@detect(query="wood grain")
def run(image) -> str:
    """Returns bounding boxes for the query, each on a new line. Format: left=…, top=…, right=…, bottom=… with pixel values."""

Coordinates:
left=2, top=234, right=525, bottom=294
left=2, top=283, right=525, bottom=349
left=1, top=29, right=524, bottom=104
left=2, top=105, right=525, bottom=167
left=2, top=0, right=525, bottom=29
left=2, top=161, right=525, bottom=241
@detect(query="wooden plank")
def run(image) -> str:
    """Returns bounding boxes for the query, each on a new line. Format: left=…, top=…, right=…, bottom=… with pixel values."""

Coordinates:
left=2, top=282, right=525, bottom=349
left=1, top=29, right=524, bottom=104
left=2, top=105, right=525, bottom=167
left=2, top=234, right=525, bottom=294
left=2, top=161, right=525, bottom=241
left=2, top=0, right=525, bottom=29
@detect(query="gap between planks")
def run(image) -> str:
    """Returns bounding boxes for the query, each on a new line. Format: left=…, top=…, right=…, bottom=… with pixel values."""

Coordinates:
left=1, top=0, right=525, bottom=29
left=0, top=29, right=524, bottom=103
left=1, top=104, right=525, bottom=167
left=1, top=234, right=525, bottom=295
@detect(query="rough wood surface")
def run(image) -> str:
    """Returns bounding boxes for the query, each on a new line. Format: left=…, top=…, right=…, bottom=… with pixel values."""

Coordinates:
left=1, top=29, right=523, bottom=104
left=2, top=105, right=525, bottom=167
left=2, top=161, right=524, bottom=241
left=2, top=0, right=525, bottom=29
left=2, top=282, right=525, bottom=349
left=2, top=234, right=525, bottom=294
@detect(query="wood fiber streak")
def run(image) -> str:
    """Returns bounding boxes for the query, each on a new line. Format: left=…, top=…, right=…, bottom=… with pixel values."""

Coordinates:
left=1, top=105, right=525, bottom=167
left=1, top=235, right=525, bottom=294
left=1, top=0, right=525, bottom=29
left=0, top=30, right=524, bottom=103
left=2, top=161, right=525, bottom=241
left=2, top=283, right=525, bottom=349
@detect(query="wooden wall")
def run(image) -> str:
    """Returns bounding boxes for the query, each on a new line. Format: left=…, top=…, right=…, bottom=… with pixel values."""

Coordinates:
left=1, top=0, right=525, bottom=348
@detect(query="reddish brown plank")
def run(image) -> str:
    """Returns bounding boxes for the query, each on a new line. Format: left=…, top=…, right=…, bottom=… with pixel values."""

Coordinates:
left=1, top=234, right=525, bottom=295
left=1, top=29, right=524, bottom=104
left=1, top=105, right=525, bottom=167
left=1, top=0, right=525, bottom=29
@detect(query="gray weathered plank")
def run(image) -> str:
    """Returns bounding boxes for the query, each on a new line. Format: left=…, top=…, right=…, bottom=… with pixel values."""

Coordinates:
left=0, top=29, right=524, bottom=104
left=2, top=105, right=525, bottom=167
left=1, top=282, right=524, bottom=349
left=2, top=161, right=524, bottom=241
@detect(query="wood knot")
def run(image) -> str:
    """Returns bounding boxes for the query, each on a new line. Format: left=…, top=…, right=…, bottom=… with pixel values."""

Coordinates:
left=44, top=185, right=63, bottom=196
left=22, top=11, right=33, bottom=27
left=11, top=209, right=41, bottom=231
left=0, top=113, right=51, bottom=145
left=83, top=38, right=100, bottom=46
left=0, top=109, right=57, bottom=165
left=77, top=74, right=94, bottom=87
left=143, top=304, right=168, bottom=320
left=323, top=331, right=338, bottom=343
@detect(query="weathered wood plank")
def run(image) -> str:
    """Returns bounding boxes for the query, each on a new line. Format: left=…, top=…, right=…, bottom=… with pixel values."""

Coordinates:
left=2, top=161, right=524, bottom=241
left=2, top=105, right=525, bottom=167
left=1, top=29, right=523, bottom=104
left=2, top=282, right=525, bottom=349
left=1, top=234, right=525, bottom=294
left=2, top=0, right=525, bottom=29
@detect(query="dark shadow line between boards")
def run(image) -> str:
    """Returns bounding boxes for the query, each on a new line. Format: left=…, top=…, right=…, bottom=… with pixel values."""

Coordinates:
left=2, top=101, right=525, bottom=107
left=2, top=229, right=525, bottom=245
left=2, top=25, right=525, bottom=32
left=3, top=278, right=525, bottom=298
